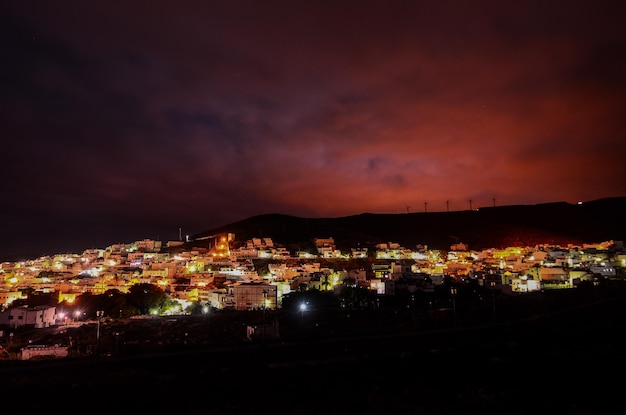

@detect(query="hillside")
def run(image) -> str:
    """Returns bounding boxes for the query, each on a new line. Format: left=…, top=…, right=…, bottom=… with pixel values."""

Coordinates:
left=189, top=197, right=626, bottom=251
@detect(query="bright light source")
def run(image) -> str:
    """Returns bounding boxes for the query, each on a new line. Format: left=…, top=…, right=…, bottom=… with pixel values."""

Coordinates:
left=299, top=303, right=307, bottom=311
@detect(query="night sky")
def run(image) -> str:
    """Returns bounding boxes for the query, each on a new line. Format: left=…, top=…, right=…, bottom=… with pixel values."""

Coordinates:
left=2, top=1, right=625, bottom=259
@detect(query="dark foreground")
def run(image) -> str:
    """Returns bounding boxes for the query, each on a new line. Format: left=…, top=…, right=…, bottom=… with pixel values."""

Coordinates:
left=1, top=292, right=626, bottom=414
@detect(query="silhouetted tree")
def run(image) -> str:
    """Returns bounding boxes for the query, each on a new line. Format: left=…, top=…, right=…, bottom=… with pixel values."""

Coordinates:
left=102, top=289, right=133, bottom=318
left=72, top=292, right=96, bottom=318
left=11, top=288, right=57, bottom=308
left=126, top=283, right=169, bottom=315
left=186, top=301, right=206, bottom=315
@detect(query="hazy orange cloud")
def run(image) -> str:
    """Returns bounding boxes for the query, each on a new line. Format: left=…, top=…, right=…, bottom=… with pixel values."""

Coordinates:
left=1, top=1, right=624, bottom=257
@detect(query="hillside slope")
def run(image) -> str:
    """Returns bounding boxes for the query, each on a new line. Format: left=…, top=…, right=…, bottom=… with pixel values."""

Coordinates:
left=190, top=197, right=626, bottom=251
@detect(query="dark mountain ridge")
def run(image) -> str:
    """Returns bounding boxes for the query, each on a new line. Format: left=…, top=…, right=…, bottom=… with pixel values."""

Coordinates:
left=190, top=196, right=626, bottom=252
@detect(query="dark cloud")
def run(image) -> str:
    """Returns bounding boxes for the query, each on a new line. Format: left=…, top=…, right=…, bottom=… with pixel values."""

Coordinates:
left=1, top=1, right=625, bottom=259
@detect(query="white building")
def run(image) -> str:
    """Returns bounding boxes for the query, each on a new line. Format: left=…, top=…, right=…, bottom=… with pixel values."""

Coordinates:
left=21, top=344, right=69, bottom=360
left=0, top=305, right=57, bottom=328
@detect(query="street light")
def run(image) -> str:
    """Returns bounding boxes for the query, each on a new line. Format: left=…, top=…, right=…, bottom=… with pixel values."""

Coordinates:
left=490, top=281, right=496, bottom=322
left=96, top=310, right=104, bottom=357
left=593, top=278, right=600, bottom=319
left=262, top=289, right=269, bottom=341
left=450, top=287, right=457, bottom=327
left=262, top=289, right=269, bottom=323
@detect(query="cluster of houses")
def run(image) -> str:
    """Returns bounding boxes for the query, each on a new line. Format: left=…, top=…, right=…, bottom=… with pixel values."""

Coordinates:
left=1, top=234, right=624, bottom=329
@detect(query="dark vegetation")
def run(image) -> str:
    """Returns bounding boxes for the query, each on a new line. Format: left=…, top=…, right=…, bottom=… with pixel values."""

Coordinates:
left=1, top=276, right=623, bottom=359
left=1, top=279, right=626, bottom=414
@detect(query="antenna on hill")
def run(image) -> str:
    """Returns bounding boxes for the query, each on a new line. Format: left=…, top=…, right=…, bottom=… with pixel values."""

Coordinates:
left=493, top=198, right=496, bottom=207
left=469, top=199, right=473, bottom=211
left=424, top=201, right=427, bottom=212
left=446, top=200, right=449, bottom=212
left=406, top=205, right=410, bottom=214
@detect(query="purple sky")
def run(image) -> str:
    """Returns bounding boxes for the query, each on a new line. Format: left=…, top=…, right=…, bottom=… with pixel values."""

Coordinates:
left=2, top=1, right=625, bottom=259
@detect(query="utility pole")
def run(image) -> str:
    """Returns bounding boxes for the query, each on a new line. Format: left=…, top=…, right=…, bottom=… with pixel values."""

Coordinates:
left=469, top=199, right=473, bottom=211
left=262, top=289, right=269, bottom=341
left=96, top=310, right=104, bottom=357
left=490, top=281, right=496, bottom=322
left=424, top=201, right=427, bottom=212
left=450, top=287, right=457, bottom=327
left=446, top=200, right=449, bottom=212
left=262, top=289, right=268, bottom=323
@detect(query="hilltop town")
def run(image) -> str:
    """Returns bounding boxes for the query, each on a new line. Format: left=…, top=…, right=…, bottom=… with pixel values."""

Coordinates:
left=3, top=197, right=625, bottom=325
left=1, top=231, right=623, bottom=325
left=2, top=232, right=626, bottom=414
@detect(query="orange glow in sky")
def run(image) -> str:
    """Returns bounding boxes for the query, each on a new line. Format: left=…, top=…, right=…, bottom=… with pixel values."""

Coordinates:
left=1, top=1, right=625, bottom=258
